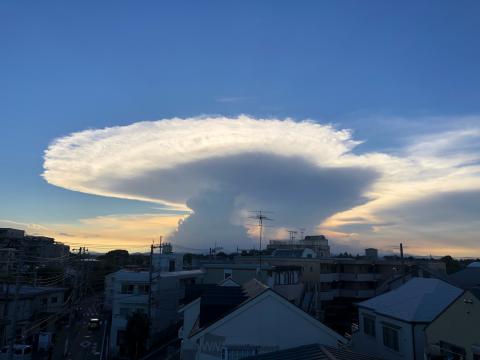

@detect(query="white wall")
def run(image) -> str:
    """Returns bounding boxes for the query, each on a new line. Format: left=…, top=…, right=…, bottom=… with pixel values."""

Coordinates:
left=352, top=308, right=419, bottom=360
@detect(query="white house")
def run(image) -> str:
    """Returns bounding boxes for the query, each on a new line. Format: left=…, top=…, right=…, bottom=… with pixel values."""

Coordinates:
left=179, top=279, right=346, bottom=360
left=352, top=278, right=463, bottom=360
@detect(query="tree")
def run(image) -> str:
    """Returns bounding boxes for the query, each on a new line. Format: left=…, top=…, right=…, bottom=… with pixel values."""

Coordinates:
left=440, top=255, right=461, bottom=274
left=125, top=311, right=149, bottom=359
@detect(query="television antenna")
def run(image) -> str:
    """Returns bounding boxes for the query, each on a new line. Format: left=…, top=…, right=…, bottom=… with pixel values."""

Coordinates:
left=249, top=210, right=273, bottom=269
left=298, top=228, right=306, bottom=240
left=287, top=230, right=298, bottom=241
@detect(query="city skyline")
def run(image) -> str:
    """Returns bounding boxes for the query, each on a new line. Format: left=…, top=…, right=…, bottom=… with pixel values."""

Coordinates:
left=2, top=1, right=480, bottom=255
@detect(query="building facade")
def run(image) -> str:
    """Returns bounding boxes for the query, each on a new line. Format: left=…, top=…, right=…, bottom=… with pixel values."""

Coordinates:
left=425, top=289, right=480, bottom=360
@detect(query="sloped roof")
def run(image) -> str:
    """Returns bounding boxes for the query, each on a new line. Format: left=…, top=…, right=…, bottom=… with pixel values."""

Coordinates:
left=467, top=262, right=480, bottom=268
left=448, top=268, right=480, bottom=289
left=359, top=277, right=462, bottom=322
left=189, top=279, right=346, bottom=343
left=243, top=343, right=382, bottom=360
left=242, top=278, right=269, bottom=298
left=218, top=277, right=241, bottom=287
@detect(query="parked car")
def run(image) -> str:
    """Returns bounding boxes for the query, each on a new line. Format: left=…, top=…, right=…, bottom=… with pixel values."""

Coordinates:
left=88, top=318, right=101, bottom=330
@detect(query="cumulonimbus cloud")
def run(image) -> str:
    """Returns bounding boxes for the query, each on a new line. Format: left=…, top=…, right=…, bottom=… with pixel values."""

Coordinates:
left=42, top=115, right=480, bottom=253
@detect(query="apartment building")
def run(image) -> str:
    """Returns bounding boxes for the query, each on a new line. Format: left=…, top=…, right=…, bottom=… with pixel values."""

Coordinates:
left=267, top=235, right=331, bottom=257
left=106, top=255, right=204, bottom=356
left=235, top=251, right=446, bottom=333
left=0, top=285, right=66, bottom=346
left=0, top=228, right=70, bottom=263
left=201, top=263, right=304, bottom=304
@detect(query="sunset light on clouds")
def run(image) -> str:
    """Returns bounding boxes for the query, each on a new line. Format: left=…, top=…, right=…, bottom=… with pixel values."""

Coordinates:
left=3, top=1, right=480, bottom=257
left=38, top=116, right=480, bottom=255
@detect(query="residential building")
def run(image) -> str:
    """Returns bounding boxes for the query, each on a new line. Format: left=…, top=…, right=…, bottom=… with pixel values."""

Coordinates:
left=201, top=263, right=304, bottom=304
left=107, top=266, right=204, bottom=356
left=272, top=248, right=316, bottom=258
left=352, top=278, right=462, bottom=360
left=0, top=228, right=70, bottom=264
left=0, top=285, right=66, bottom=346
left=365, top=248, right=379, bottom=259
left=447, top=265, right=480, bottom=290
left=244, top=343, right=383, bottom=360
left=235, top=253, right=446, bottom=333
left=267, top=235, right=331, bottom=257
left=425, top=288, right=480, bottom=360
left=201, top=263, right=270, bottom=285
left=179, top=279, right=346, bottom=360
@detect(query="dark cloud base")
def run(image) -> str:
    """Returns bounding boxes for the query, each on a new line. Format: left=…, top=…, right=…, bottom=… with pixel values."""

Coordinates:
left=107, top=153, right=378, bottom=250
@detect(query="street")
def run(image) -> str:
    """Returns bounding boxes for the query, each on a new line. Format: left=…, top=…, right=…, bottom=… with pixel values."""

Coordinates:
left=50, top=295, right=107, bottom=360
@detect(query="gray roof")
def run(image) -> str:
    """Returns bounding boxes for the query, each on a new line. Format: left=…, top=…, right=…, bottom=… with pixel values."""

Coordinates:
left=244, top=344, right=383, bottom=360
left=448, top=268, right=480, bottom=289
left=359, top=277, right=462, bottom=322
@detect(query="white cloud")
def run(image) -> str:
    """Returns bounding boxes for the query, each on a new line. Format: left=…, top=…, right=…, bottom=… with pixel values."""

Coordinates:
left=42, top=115, right=480, bottom=254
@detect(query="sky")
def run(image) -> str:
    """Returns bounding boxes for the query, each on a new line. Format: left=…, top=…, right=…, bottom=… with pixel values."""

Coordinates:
left=1, top=0, right=480, bottom=256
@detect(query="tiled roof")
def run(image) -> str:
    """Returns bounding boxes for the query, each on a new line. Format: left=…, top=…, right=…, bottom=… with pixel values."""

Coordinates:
left=359, top=277, right=462, bottom=322
left=243, top=343, right=383, bottom=360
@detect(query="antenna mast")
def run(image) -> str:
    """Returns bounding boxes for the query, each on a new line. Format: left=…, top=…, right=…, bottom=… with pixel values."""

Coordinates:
left=249, top=210, right=273, bottom=270
left=287, top=230, right=298, bottom=242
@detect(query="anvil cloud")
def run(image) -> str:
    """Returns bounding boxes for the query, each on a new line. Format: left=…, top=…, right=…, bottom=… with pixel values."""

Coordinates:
left=42, top=116, right=480, bottom=254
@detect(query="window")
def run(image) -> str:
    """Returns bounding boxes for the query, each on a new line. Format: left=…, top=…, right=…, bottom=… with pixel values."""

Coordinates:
left=363, top=316, right=375, bottom=337
left=169, top=260, right=175, bottom=272
left=121, top=283, right=134, bottom=294
left=41, top=298, right=47, bottom=305
left=51, top=296, right=58, bottom=304
left=222, top=346, right=258, bottom=360
left=137, top=284, right=150, bottom=294
left=382, top=325, right=399, bottom=351
left=439, top=341, right=466, bottom=358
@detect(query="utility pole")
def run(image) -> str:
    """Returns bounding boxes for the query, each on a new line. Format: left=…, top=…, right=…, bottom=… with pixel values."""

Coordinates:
left=400, top=243, right=405, bottom=276
left=1, top=249, right=12, bottom=347
left=147, top=237, right=162, bottom=341
left=8, top=241, right=23, bottom=360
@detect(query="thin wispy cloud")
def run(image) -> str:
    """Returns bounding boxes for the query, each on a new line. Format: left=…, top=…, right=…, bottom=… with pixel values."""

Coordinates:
left=214, top=96, right=250, bottom=103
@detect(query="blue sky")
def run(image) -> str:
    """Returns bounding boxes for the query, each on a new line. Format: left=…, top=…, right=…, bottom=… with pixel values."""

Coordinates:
left=1, top=1, right=480, bottom=254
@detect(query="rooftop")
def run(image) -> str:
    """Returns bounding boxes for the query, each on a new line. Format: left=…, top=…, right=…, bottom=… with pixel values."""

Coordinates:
left=359, top=277, right=462, bottom=322
left=244, top=343, right=382, bottom=360
left=202, top=263, right=273, bottom=270
left=448, top=267, right=480, bottom=289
